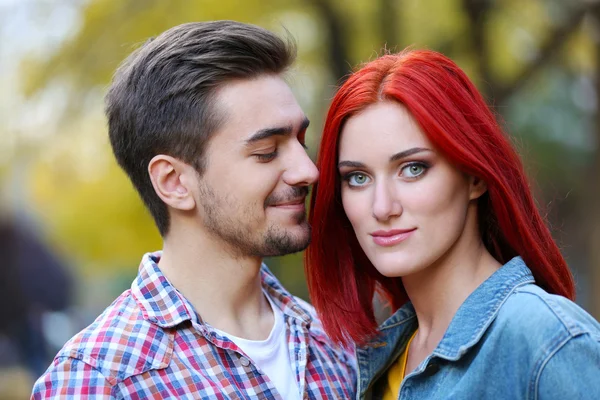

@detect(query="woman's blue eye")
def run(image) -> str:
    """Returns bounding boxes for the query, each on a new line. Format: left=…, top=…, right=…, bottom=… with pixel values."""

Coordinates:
left=348, top=173, right=371, bottom=186
left=402, top=163, right=427, bottom=178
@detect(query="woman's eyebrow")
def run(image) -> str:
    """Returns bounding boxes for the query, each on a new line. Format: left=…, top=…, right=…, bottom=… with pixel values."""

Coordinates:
left=338, top=160, right=366, bottom=169
left=389, top=147, right=431, bottom=162
left=338, top=147, right=432, bottom=169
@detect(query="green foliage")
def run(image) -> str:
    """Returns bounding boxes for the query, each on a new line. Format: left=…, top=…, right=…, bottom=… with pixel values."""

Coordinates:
left=29, top=129, right=161, bottom=274
left=11, top=0, right=598, bottom=301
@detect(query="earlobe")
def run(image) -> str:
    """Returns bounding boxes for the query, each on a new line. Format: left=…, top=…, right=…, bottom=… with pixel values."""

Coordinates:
left=469, top=176, right=488, bottom=200
left=148, top=155, right=196, bottom=211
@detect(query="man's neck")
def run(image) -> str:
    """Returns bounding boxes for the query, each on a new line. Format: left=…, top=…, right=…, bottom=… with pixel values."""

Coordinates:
left=158, top=226, right=274, bottom=340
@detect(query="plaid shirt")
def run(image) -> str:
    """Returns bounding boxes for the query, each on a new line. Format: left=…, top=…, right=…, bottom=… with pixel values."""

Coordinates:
left=32, top=252, right=356, bottom=399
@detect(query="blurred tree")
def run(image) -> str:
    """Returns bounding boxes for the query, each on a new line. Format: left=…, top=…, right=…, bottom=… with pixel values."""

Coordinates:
left=13, top=0, right=600, bottom=315
left=590, top=5, right=600, bottom=320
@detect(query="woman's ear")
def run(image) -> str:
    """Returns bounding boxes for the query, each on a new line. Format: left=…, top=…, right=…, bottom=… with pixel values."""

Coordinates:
left=148, top=155, right=196, bottom=211
left=469, top=176, right=488, bottom=200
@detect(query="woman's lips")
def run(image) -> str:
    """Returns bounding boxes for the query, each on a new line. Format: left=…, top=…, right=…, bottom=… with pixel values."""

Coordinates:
left=370, top=228, right=416, bottom=247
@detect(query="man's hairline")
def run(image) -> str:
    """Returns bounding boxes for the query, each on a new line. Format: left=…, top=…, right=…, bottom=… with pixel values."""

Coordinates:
left=189, top=71, right=295, bottom=173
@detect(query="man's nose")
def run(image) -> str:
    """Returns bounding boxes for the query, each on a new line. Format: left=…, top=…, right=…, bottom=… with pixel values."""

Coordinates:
left=282, top=144, right=319, bottom=187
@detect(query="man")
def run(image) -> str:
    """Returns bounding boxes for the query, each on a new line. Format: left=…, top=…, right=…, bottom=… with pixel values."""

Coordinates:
left=32, top=21, right=355, bottom=399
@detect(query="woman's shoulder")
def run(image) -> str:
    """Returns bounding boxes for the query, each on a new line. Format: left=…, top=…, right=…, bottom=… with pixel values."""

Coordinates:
left=496, top=283, right=600, bottom=341
left=494, top=284, right=600, bottom=398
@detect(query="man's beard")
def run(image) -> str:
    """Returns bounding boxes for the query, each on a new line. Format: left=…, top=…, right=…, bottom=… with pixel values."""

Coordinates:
left=198, top=183, right=311, bottom=258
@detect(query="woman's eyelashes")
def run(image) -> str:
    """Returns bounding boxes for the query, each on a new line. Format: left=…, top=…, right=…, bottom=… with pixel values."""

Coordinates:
left=343, top=172, right=371, bottom=187
left=341, top=161, right=431, bottom=188
left=400, top=161, right=430, bottom=179
left=299, top=134, right=308, bottom=149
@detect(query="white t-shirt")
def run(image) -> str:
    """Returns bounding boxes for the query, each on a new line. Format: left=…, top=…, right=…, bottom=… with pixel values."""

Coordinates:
left=213, top=293, right=301, bottom=400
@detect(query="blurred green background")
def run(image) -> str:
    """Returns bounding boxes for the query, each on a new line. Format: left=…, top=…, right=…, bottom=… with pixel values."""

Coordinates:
left=1, top=0, right=599, bottom=397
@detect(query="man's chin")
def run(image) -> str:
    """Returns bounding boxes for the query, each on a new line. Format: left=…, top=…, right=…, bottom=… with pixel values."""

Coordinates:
left=260, top=223, right=311, bottom=257
left=271, top=209, right=307, bottom=225
left=286, top=221, right=311, bottom=241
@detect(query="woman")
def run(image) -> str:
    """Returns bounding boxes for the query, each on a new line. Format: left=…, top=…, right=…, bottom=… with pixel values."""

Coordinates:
left=306, top=49, right=600, bottom=399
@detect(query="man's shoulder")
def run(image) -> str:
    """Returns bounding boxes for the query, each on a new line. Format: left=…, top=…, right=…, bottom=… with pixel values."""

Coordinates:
left=55, top=289, right=173, bottom=382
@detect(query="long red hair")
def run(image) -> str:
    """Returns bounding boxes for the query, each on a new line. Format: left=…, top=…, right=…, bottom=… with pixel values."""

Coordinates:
left=305, top=49, right=575, bottom=346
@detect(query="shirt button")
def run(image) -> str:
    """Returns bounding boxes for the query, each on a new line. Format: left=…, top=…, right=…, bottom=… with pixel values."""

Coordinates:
left=240, top=357, right=250, bottom=367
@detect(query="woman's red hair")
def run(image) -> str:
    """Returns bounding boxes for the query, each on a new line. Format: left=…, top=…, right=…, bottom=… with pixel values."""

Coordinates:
left=305, top=49, right=575, bottom=346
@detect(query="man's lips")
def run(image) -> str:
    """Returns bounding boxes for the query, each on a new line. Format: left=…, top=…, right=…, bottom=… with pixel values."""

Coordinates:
left=270, top=198, right=306, bottom=209
left=369, top=228, right=416, bottom=247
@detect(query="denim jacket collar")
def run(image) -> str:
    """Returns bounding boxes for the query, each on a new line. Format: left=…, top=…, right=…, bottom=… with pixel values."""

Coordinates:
left=356, top=256, right=535, bottom=397
left=432, top=256, right=534, bottom=360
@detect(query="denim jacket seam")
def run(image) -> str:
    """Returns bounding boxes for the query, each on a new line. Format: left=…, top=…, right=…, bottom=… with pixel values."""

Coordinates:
left=530, top=332, right=575, bottom=400
left=379, top=314, right=417, bottom=331
left=514, top=289, right=586, bottom=336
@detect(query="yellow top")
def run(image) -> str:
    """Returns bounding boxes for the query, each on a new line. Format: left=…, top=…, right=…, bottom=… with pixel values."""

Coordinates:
left=382, top=330, right=418, bottom=400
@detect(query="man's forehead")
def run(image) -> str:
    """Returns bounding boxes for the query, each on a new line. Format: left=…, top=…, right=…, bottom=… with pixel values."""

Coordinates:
left=213, top=75, right=306, bottom=141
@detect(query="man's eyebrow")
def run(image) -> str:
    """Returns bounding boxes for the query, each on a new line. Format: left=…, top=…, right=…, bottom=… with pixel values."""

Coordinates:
left=389, top=147, right=431, bottom=162
left=245, top=117, right=310, bottom=145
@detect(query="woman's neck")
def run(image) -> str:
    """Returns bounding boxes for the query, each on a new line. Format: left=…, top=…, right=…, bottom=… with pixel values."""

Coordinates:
left=402, top=241, right=501, bottom=354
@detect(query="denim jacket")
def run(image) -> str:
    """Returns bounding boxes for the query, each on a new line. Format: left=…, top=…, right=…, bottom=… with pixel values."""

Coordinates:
left=356, top=257, right=600, bottom=399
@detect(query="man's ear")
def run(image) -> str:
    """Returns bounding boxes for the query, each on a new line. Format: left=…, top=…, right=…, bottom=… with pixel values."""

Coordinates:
left=148, top=155, right=196, bottom=211
left=469, top=176, right=488, bottom=201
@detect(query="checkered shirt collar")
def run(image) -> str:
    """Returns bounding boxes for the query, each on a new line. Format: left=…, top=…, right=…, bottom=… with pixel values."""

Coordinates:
left=131, top=251, right=312, bottom=330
